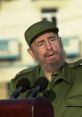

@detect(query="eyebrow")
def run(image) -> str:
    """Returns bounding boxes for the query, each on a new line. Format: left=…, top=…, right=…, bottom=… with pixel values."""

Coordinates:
left=48, top=35, right=57, bottom=39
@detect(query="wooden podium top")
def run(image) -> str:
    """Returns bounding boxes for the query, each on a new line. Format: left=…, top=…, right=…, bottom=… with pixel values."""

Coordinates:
left=0, top=97, right=54, bottom=117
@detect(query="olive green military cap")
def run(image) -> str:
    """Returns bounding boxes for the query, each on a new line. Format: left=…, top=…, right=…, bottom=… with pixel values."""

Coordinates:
left=24, top=20, right=59, bottom=46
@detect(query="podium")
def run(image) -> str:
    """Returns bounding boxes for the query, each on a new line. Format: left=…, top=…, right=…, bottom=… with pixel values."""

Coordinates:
left=0, top=97, right=54, bottom=117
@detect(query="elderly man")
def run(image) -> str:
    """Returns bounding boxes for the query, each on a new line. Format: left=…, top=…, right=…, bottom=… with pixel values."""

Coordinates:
left=9, top=20, right=82, bottom=117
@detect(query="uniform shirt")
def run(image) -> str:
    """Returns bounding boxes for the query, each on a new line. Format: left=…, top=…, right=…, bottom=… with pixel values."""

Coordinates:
left=9, top=60, right=82, bottom=117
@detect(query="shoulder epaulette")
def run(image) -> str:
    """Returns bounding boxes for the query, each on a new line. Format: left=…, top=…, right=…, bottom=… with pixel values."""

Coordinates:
left=69, top=59, right=82, bottom=68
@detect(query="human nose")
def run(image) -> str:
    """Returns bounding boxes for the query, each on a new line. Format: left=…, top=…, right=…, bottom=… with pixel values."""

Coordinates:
left=45, top=41, right=52, bottom=50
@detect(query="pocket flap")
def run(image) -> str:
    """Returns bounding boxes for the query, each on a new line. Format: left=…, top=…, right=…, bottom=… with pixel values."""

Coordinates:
left=66, top=96, right=82, bottom=107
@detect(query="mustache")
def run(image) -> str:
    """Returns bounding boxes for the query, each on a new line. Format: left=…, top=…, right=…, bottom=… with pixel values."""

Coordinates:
left=44, top=50, right=59, bottom=57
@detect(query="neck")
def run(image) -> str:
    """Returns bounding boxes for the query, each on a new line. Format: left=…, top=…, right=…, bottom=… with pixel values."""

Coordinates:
left=41, top=64, right=58, bottom=81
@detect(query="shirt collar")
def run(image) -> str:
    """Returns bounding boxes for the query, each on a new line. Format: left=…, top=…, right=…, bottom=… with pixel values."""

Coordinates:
left=36, top=65, right=45, bottom=78
left=52, top=62, right=73, bottom=85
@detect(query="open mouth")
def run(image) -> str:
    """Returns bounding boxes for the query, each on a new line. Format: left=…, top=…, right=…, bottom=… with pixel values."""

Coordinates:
left=46, top=53, right=55, bottom=57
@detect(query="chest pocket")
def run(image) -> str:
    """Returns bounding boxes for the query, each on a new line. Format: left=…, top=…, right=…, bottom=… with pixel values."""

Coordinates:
left=64, top=96, right=82, bottom=117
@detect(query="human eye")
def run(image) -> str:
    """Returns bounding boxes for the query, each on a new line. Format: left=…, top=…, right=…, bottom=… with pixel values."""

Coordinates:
left=37, top=41, right=44, bottom=47
left=49, top=37, right=56, bottom=41
left=49, top=35, right=59, bottom=42
left=51, top=38, right=55, bottom=41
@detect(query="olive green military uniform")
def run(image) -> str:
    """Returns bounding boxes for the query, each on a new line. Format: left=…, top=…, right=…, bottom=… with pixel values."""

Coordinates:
left=9, top=59, right=82, bottom=117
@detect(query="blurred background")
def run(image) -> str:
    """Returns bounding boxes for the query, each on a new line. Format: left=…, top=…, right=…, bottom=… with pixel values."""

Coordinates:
left=0, top=0, right=82, bottom=99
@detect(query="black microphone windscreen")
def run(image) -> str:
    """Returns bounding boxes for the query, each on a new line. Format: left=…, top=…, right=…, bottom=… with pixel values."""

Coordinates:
left=34, top=77, right=48, bottom=91
left=16, top=78, right=30, bottom=92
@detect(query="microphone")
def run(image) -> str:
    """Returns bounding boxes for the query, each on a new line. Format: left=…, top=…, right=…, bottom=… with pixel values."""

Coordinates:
left=10, top=78, right=30, bottom=99
left=27, top=76, right=48, bottom=99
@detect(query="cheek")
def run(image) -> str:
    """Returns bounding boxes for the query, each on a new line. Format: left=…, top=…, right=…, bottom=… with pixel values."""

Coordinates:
left=38, top=47, right=45, bottom=54
left=33, top=49, right=43, bottom=59
left=53, top=41, right=63, bottom=51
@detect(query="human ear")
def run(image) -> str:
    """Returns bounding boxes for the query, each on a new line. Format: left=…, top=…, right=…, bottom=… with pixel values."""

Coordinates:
left=27, top=48, right=36, bottom=59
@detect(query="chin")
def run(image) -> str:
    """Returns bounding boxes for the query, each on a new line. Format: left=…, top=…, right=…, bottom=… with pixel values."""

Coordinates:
left=48, top=59, right=61, bottom=65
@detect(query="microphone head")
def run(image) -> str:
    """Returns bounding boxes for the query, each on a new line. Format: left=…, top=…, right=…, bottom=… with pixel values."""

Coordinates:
left=16, top=78, right=30, bottom=92
left=34, top=77, right=48, bottom=91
